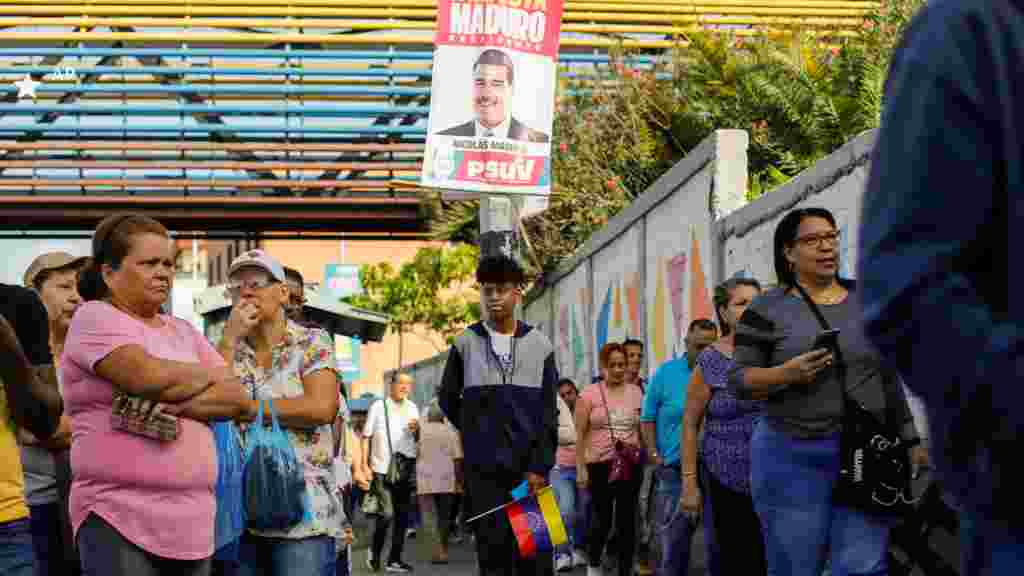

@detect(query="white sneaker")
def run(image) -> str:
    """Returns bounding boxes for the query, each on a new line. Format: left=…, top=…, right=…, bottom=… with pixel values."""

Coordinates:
left=586, top=566, right=604, bottom=576
left=555, top=554, right=573, bottom=572
left=573, top=549, right=588, bottom=567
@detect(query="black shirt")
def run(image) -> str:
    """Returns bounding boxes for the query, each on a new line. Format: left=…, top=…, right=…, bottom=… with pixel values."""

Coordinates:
left=0, top=283, right=52, bottom=366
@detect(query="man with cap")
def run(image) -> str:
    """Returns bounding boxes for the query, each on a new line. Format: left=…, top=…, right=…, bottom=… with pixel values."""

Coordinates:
left=19, top=253, right=86, bottom=576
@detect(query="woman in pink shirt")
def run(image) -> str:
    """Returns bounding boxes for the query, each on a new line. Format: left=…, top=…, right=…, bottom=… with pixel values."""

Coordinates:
left=575, top=343, right=644, bottom=576
left=62, top=213, right=252, bottom=576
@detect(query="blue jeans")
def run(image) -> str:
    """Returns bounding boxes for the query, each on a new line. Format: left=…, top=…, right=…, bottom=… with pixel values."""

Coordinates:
left=0, top=518, right=34, bottom=576
left=29, top=502, right=63, bottom=576
left=651, top=465, right=693, bottom=576
left=550, top=466, right=587, bottom=556
left=959, top=509, right=1024, bottom=576
left=231, top=532, right=334, bottom=576
left=751, top=419, right=890, bottom=576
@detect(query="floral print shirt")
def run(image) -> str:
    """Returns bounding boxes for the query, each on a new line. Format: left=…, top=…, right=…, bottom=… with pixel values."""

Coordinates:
left=235, top=320, right=342, bottom=540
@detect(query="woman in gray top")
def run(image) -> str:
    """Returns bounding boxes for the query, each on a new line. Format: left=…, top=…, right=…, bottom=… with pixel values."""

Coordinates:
left=727, top=208, right=928, bottom=576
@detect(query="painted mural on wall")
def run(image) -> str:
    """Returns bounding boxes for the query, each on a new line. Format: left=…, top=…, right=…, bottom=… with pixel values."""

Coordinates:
left=642, top=166, right=717, bottom=371
left=555, top=262, right=591, bottom=386
left=592, top=227, right=642, bottom=364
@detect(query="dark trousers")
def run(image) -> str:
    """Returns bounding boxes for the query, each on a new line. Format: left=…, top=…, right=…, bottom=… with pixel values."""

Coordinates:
left=466, top=468, right=554, bottom=576
left=371, top=475, right=412, bottom=564
left=77, top=513, right=211, bottom=576
left=587, top=461, right=642, bottom=576
left=703, top=464, right=766, bottom=575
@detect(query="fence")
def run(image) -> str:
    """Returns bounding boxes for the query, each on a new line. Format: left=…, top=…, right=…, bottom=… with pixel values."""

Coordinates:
left=391, top=127, right=877, bottom=393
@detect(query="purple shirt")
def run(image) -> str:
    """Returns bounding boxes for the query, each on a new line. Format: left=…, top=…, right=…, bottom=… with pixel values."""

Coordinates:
left=697, top=347, right=762, bottom=494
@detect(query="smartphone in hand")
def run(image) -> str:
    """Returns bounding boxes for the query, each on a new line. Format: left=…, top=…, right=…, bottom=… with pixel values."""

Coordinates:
left=812, top=329, right=840, bottom=354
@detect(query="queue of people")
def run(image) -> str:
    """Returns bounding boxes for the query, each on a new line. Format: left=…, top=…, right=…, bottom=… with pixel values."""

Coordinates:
left=0, top=199, right=996, bottom=576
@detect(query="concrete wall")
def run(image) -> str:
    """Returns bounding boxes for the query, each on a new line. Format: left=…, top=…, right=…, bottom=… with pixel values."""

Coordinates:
left=394, top=128, right=879, bottom=390
left=531, top=129, right=750, bottom=381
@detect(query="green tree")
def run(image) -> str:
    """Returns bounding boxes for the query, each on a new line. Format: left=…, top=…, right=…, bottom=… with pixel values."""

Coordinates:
left=430, top=1, right=927, bottom=274
left=343, top=244, right=480, bottom=368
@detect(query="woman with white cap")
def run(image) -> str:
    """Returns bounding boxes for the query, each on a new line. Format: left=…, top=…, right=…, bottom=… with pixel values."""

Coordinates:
left=216, top=249, right=342, bottom=576
left=19, top=252, right=86, bottom=576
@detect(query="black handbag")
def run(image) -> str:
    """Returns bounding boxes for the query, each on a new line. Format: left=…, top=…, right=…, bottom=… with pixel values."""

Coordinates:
left=793, top=283, right=916, bottom=517
left=382, top=399, right=416, bottom=487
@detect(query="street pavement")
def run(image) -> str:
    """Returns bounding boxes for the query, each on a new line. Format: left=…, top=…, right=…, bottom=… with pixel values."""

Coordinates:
left=348, top=513, right=708, bottom=575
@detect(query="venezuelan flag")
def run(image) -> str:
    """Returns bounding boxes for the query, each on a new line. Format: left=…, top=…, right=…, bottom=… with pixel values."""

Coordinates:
left=506, top=486, right=567, bottom=558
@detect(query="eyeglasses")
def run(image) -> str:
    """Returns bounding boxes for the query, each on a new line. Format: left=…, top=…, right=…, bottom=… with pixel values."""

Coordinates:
left=794, top=230, right=840, bottom=249
left=227, top=278, right=277, bottom=295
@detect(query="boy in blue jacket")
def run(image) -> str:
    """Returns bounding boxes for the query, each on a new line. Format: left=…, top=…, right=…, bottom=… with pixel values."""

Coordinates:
left=439, top=255, right=558, bottom=576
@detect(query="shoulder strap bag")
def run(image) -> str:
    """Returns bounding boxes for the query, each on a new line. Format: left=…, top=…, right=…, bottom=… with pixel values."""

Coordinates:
left=793, top=283, right=916, bottom=517
left=598, top=383, right=642, bottom=484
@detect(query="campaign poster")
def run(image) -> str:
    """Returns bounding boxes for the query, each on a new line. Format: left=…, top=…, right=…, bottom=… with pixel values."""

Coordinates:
left=421, top=0, right=563, bottom=197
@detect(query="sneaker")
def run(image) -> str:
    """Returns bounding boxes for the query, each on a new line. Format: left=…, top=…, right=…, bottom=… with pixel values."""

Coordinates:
left=366, top=551, right=381, bottom=572
left=406, top=528, right=417, bottom=539
left=555, top=554, right=573, bottom=572
left=385, top=560, right=413, bottom=573
left=586, top=566, right=604, bottom=576
left=572, top=549, right=589, bottom=567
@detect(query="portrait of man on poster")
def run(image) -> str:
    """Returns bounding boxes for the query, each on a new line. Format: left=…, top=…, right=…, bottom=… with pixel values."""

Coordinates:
left=436, top=48, right=550, bottom=143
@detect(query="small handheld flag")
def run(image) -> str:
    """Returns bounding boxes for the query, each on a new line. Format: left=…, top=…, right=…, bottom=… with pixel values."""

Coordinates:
left=510, top=480, right=530, bottom=501
left=506, top=486, right=567, bottom=559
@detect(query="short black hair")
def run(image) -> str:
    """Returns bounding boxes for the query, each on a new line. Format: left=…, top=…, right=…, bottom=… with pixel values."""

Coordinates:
left=623, top=338, right=643, bottom=352
left=558, top=378, right=577, bottom=392
left=476, top=255, right=525, bottom=286
left=474, top=49, right=514, bottom=87
left=688, top=319, right=718, bottom=334
left=283, top=266, right=303, bottom=285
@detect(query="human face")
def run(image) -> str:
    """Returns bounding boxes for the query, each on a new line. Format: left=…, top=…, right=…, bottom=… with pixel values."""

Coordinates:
left=228, top=267, right=288, bottom=323
left=103, top=233, right=174, bottom=314
left=481, top=281, right=520, bottom=323
left=38, top=268, right=82, bottom=333
left=785, top=216, right=840, bottom=285
left=558, top=383, right=578, bottom=411
left=604, top=350, right=627, bottom=386
left=286, top=279, right=305, bottom=320
left=390, top=374, right=413, bottom=401
left=685, top=328, right=718, bottom=368
left=473, top=64, right=511, bottom=129
left=624, top=344, right=643, bottom=381
left=723, top=284, right=760, bottom=333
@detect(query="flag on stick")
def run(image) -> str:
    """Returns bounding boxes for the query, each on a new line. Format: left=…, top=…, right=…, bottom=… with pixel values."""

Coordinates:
left=506, top=486, right=567, bottom=558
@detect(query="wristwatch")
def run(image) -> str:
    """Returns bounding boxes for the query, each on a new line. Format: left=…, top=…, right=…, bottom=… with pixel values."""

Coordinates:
left=649, top=451, right=659, bottom=459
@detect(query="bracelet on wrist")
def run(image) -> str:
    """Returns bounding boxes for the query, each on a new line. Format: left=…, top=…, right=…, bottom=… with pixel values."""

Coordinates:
left=681, top=471, right=697, bottom=478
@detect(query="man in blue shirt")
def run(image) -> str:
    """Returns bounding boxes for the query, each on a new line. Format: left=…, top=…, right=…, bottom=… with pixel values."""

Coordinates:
left=640, top=320, right=717, bottom=575
left=859, top=2, right=1024, bottom=574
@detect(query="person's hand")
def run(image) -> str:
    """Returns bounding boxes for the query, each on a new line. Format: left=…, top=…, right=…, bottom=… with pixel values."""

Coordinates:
left=223, top=301, right=259, bottom=346
left=341, top=526, right=355, bottom=545
left=648, top=451, right=663, bottom=467
left=525, top=472, right=547, bottom=493
left=576, top=466, right=589, bottom=489
left=680, top=476, right=702, bottom=521
left=354, top=466, right=372, bottom=491
left=408, top=418, right=419, bottom=435
left=910, top=444, right=931, bottom=479
left=781, top=349, right=834, bottom=386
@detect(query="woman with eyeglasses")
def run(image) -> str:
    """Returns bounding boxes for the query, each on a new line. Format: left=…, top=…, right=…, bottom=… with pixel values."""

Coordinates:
left=726, top=208, right=929, bottom=576
left=216, top=250, right=342, bottom=576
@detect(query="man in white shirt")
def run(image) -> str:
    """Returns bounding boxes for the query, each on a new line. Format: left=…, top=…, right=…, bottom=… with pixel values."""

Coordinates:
left=362, top=373, right=420, bottom=573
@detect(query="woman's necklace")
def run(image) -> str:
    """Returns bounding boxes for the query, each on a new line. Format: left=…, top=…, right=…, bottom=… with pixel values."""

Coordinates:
left=796, top=281, right=845, bottom=305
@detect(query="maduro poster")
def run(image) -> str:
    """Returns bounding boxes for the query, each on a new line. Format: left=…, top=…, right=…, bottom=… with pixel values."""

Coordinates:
left=421, top=0, right=563, bottom=197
